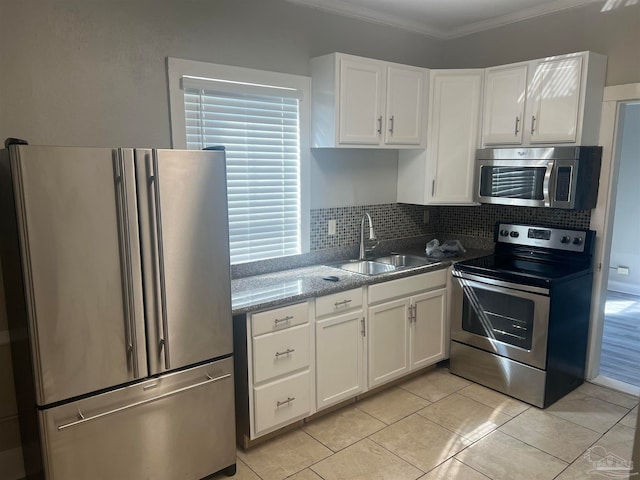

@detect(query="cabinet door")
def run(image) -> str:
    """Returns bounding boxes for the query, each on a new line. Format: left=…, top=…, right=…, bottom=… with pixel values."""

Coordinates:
left=528, top=56, right=583, bottom=144
left=427, top=70, right=483, bottom=204
left=368, top=298, right=411, bottom=388
left=482, top=65, right=527, bottom=145
left=410, top=289, right=447, bottom=370
left=385, top=65, right=426, bottom=145
left=316, top=311, right=364, bottom=409
left=338, top=57, right=384, bottom=145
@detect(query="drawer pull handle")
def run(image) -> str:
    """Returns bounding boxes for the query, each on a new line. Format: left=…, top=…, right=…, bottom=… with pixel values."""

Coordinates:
left=276, top=397, right=296, bottom=408
left=274, top=348, right=295, bottom=358
left=334, top=299, right=352, bottom=308
left=274, top=315, right=293, bottom=325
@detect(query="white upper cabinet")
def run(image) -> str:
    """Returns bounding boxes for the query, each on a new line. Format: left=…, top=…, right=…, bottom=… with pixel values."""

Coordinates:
left=397, top=69, right=483, bottom=206
left=338, top=58, right=385, bottom=145
left=482, top=52, right=607, bottom=146
left=482, top=64, right=528, bottom=145
left=311, top=53, right=428, bottom=148
left=528, top=56, right=583, bottom=143
left=384, top=65, right=427, bottom=145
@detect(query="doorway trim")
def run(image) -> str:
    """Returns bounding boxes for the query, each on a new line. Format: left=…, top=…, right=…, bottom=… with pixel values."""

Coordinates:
left=586, top=83, right=640, bottom=391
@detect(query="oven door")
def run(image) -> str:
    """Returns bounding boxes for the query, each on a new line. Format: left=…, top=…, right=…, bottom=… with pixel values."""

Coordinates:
left=474, top=159, right=554, bottom=207
left=451, top=271, right=550, bottom=369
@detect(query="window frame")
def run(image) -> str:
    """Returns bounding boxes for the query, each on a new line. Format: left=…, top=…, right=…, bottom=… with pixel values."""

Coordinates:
left=167, top=57, right=310, bottom=262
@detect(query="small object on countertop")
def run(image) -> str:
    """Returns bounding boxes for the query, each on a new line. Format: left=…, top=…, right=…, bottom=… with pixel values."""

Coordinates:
left=426, top=239, right=466, bottom=258
left=323, top=275, right=340, bottom=282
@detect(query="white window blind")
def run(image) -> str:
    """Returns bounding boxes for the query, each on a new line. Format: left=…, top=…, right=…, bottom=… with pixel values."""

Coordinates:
left=183, top=81, right=302, bottom=264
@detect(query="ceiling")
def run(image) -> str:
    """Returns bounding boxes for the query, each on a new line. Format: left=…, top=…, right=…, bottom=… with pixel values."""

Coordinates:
left=285, top=0, right=599, bottom=39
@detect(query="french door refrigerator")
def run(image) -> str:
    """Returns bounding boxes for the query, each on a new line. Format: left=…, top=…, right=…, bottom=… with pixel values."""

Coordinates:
left=0, top=143, right=236, bottom=479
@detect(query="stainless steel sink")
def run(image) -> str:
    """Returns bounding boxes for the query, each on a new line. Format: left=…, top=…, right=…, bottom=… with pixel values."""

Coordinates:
left=327, top=260, right=396, bottom=276
left=326, top=253, right=439, bottom=276
left=373, top=254, right=435, bottom=268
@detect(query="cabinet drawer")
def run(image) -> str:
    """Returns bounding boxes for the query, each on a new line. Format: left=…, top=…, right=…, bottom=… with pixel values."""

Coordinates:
left=315, top=288, right=364, bottom=317
left=253, top=370, right=311, bottom=435
left=252, top=324, right=310, bottom=383
left=369, top=270, right=447, bottom=304
left=251, top=302, right=308, bottom=337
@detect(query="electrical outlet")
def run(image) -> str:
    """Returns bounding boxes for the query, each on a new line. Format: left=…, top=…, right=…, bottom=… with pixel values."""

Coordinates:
left=423, top=210, right=429, bottom=224
left=328, top=219, right=336, bottom=236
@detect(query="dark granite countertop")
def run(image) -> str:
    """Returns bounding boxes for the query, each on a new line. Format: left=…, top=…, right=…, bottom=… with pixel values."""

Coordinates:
left=231, top=248, right=491, bottom=315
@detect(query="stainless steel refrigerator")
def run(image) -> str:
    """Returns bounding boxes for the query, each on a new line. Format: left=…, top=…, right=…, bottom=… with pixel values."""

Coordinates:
left=0, top=143, right=236, bottom=479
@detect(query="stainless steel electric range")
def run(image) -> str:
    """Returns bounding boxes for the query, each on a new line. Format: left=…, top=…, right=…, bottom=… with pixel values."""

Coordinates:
left=450, top=222, right=596, bottom=408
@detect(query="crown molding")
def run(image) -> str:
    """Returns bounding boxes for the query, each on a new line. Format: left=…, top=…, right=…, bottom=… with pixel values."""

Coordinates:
left=285, top=0, right=600, bottom=39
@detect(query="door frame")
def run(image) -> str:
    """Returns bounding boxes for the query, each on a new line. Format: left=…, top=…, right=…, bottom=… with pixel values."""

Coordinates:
left=586, top=83, right=640, bottom=394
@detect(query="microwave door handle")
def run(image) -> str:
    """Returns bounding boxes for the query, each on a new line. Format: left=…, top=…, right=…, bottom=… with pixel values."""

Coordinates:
left=542, top=162, right=554, bottom=207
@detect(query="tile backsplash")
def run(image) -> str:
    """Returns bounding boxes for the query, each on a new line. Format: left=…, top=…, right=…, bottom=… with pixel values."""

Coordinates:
left=310, top=203, right=592, bottom=251
left=310, top=203, right=431, bottom=250
left=431, top=204, right=592, bottom=239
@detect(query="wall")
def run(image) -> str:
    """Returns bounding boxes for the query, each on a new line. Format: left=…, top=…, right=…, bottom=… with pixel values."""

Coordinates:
left=608, top=103, right=640, bottom=295
left=442, top=1, right=640, bottom=86
left=0, top=0, right=443, bottom=210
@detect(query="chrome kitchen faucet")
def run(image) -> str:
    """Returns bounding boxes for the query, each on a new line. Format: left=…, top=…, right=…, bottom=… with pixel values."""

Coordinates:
left=359, top=212, right=378, bottom=260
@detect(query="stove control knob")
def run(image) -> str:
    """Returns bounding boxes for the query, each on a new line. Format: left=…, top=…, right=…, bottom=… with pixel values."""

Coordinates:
left=573, top=237, right=583, bottom=245
left=509, top=231, right=519, bottom=238
left=500, top=229, right=509, bottom=237
left=560, top=236, right=571, bottom=244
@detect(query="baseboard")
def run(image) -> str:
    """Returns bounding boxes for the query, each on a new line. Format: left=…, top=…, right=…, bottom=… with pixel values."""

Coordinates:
left=591, top=375, right=640, bottom=397
left=0, top=446, right=24, bottom=480
left=607, top=281, right=640, bottom=297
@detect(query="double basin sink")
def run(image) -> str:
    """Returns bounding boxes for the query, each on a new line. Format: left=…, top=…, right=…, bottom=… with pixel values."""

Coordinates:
left=327, top=254, right=439, bottom=276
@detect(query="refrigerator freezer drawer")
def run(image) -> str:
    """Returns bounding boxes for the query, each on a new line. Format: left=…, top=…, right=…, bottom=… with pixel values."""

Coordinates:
left=39, top=358, right=235, bottom=480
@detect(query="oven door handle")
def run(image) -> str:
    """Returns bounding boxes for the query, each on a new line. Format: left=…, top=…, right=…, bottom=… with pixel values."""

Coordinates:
left=452, top=270, right=550, bottom=296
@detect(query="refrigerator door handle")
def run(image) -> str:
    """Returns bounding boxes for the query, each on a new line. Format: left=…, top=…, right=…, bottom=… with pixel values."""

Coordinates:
left=113, top=150, right=139, bottom=378
left=56, top=373, right=231, bottom=432
left=148, top=153, right=171, bottom=370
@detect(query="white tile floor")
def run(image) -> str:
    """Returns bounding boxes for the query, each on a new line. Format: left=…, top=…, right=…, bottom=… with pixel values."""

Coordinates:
left=220, top=367, right=639, bottom=480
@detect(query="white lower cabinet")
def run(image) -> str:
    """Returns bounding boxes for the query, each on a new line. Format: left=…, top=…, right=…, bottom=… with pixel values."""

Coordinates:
left=253, top=370, right=311, bottom=434
left=315, top=288, right=365, bottom=410
left=368, top=298, right=411, bottom=387
left=410, top=288, right=447, bottom=370
left=368, top=270, right=448, bottom=388
left=238, top=270, right=449, bottom=444
left=316, top=310, right=365, bottom=409
left=245, top=302, right=313, bottom=440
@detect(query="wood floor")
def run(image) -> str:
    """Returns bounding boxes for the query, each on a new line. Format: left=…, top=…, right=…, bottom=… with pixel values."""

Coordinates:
left=600, top=290, right=640, bottom=387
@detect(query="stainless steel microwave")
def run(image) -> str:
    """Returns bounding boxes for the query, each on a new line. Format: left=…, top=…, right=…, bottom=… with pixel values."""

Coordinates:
left=474, top=147, right=602, bottom=209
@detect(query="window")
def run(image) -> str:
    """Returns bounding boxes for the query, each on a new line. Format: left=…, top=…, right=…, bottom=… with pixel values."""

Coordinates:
left=167, top=58, right=310, bottom=264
